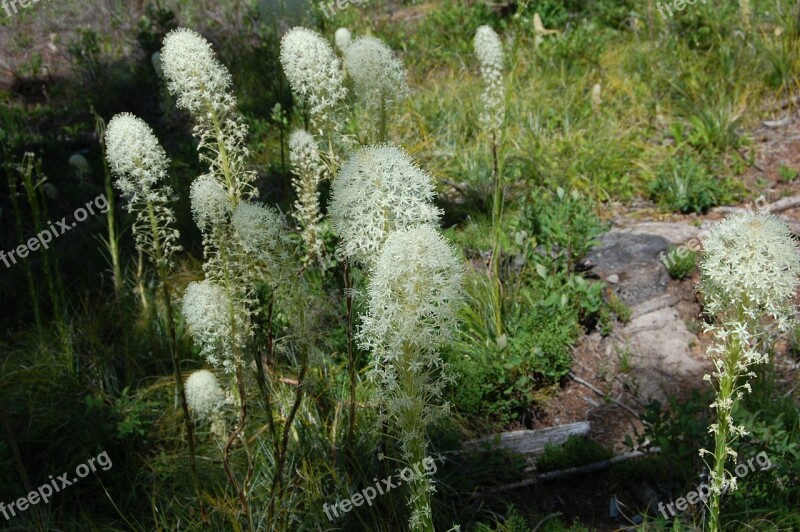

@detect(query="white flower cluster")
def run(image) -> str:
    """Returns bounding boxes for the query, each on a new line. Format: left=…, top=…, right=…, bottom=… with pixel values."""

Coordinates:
left=701, top=212, right=799, bottom=328
left=359, top=225, right=464, bottom=356
left=280, top=27, right=347, bottom=127
left=473, top=25, right=505, bottom=135
left=358, top=224, right=463, bottom=471
left=231, top=201, right=288, bottom=269
left=334, top=27, right=351, bottom=53
left=699, top=212, right=799, bottom=495
left=190, top=174, right=232, bottom=232
left=185, top=369, right=226, bottom=420
left=105, top=113, right=181, bottom=270
left=161, top=28, right=254, bottom=202
left=182, top=280, right=249, bottom=372
left=289, top=130, right=326, bottom=265
left=329, top=144, right=442, bottom=265
left=343, top=36, right=409, bottom=114
left=160, top=28, right=233, bottom=116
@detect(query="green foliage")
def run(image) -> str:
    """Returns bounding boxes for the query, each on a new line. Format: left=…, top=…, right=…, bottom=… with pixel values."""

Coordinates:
left=663, top=244, right=697, bottom=280
left=779, top=164, right=798, bottom=183
left=524, top=187, right=607, bottom=273
left=136, top=3, right=178, bottom=56
left=536, top=436, right=612, bottom=472
left=648, top=153, right=723, bottom=214
left=626, top=391, right=713, bottom=482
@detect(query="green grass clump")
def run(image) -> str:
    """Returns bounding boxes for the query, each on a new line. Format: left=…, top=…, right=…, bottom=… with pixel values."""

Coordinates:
left=663, top=244, right=698, bottom=280
left=648, top=154, right=723, bottom=214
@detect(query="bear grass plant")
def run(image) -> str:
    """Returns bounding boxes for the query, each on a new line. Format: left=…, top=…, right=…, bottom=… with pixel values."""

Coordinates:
left=699, top=212, right=800, bottom=532
left=8, top=2, right=800, bottom=529
left=94, top=23, right=470, bottom=531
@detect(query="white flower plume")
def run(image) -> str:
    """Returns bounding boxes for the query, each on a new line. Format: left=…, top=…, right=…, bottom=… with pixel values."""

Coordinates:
left=701, top=211, right=800, bottom=325
left=474, top=25, right=505, bottom=134
left=280, top=26, right=347, bottom=126
left=231, top=201, right=287, bottom=267
left=343, top=36, right=409, bottom=113
left=182, top=280, right=248, bottom=371
left=358, top=224, right=464, bottom=354
left=335, top=27, right=351, bottom=53
left=185, top=369, right=225, bottom=420
left=106, top=112, right=180, bottom=270
left=289, top=130, right=325, bottom=265
left=329, top=144, right=442, bottom=265
left=161, top=28, right=254, bottom=202
left=190, top=174, right=232, bottom=232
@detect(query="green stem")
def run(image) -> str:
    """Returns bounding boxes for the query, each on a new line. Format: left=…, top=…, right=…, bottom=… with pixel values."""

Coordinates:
left=398, top=343, right=434, bottom=532
left=489, top=131, right=504, bottom=338
left=708, top=329, right=743, bottom=532
left=147, top=203, right=202, bottom=514
left=344, top=263, right=356, bottom=463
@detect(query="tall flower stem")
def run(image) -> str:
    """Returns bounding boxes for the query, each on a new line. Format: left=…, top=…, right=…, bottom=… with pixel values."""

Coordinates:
left=344, top=262, right=357, bottom=460
left=95, top=112, right=124, bottom=299
left=397, top=342, right=434, bottom=532
left=489, top=131, right=504, bottom=337
left=707, top=311, right=745, bottom=532
left=147, top=203, right=201, bottom=513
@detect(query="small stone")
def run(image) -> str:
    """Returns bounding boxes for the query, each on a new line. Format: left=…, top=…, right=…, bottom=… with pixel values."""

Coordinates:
left=607, top=274, right=619, bottom=284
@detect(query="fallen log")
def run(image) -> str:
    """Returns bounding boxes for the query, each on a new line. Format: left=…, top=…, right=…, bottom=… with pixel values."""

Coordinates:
left=465, top=421, right=591, bottom=457
left=483, top=448, right=661, bottom=494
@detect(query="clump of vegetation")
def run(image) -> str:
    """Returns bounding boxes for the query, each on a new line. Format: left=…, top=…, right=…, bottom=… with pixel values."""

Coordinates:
left=648, top=154, right=723, bottom=214
left=3, top=1, right=800, bottom=530
left=663, top=244, right=698, bottom=280
left=700, top=212, right=800, bottom=531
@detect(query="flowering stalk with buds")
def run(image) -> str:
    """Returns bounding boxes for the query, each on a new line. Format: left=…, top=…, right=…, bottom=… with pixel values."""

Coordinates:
left=358, top=225, right=464, bottom=531
left=343, top=35, right=409, bottom=142
left=699, top=212, right=799, bottom=531
left=105, top=112, right=201, bottom=504
left=474, top=25, right=507, bottom=338
left=289, top=130, right=325, bottom=266
left=280, top=26, right=348, bottom=181
left=161, top=28, right=266, bottom=526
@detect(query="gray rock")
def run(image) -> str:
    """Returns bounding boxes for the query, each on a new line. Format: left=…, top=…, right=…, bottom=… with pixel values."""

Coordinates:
left=584, top=232, right=671, bottom=307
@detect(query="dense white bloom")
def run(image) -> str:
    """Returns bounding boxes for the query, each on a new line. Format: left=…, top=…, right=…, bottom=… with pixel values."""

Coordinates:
left=107, top=113, right=169, bottom=203
left=359, top=224, right=463, bottom=515
left=474, top=25, right=505, bottom=134
left=185, top=369, right=225, bottom=420
left=699, top=212, right=800, bottom=503
left=160, top=28, right=234, bottom=116
left=343, top=36, right=409, bottom=113
left=280, top=27, right=346, bottom=125
left=182, top=280, right=244, bottom=371
left=231, top=201, right=287, bottom=265
left=334, top=27, right=351, bottom=53
left=161, top=28, right=254, bottom=202
left=289, top=130, right=325, bottom=265
left=106, top=113, right=180, bottom=269
left=701, top=212, right=800, bottom=325
left=329, top=145, right=441, bottom=265
left=359, top=225, right=464, bottom=355
left=190, top=175, right=232, bottom=232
